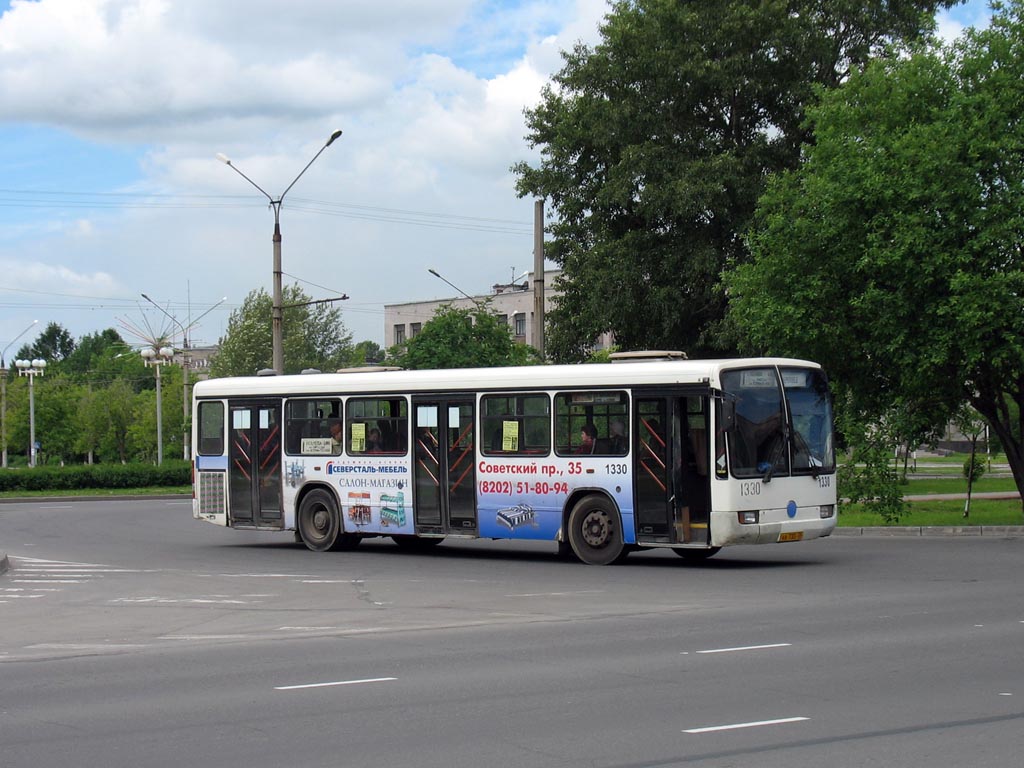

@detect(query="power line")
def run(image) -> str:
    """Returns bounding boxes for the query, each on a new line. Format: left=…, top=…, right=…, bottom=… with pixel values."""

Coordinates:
left=0, top=188, right=535, bottom=235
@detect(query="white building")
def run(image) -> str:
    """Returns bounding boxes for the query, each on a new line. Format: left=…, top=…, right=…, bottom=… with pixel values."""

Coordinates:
left=384, top=270, right=560, bottom=349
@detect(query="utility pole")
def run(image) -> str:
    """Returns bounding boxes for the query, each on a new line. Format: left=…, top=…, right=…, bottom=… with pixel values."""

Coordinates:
left=532, top=199, right=545, bottom=358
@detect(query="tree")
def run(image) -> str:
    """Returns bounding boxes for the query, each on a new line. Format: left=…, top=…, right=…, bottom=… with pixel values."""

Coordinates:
left=392, top=304, right=539, bottom=370
left=210, top=285, right=355, bottom=377
left=514, top=0, right=955, bottom=361
left=60, top=329, right=126, bottom=378
left=352, top=340, right=384, bottom=366
left=15, top=321, right=76, bottom=363
left=727, top=1, right=1024, bottom=500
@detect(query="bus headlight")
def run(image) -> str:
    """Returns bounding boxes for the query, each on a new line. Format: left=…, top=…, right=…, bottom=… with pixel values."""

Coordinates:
left=819, top=504, right=835, bottom=519
left=738, top=510, right=759, bottom=525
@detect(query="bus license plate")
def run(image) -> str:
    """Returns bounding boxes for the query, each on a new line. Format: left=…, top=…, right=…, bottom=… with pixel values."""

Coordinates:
left=778, top=531, right=804, bottom=542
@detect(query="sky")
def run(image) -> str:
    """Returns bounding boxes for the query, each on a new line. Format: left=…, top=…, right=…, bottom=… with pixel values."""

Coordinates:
left=0, top=0, right=996, bottom=356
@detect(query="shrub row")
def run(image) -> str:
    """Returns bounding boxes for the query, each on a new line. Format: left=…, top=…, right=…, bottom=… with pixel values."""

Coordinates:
left=0, top=461, right=191, bottom=492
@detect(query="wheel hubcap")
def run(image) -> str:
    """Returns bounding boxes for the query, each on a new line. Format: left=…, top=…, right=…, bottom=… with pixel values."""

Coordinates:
left=581, top=510, right=610, bottom=547
left=312, top=506, right=330, bottom=535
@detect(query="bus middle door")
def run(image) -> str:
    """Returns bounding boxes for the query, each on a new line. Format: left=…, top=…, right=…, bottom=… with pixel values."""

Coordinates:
left=228, top=401, right=283, bottom=528
left=413, top=398, right=476, bottom=535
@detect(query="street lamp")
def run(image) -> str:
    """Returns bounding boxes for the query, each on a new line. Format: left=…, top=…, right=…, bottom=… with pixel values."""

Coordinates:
left=141, top=346, right=174, bottom=465
left=217, top=129, right=343, bottom=374
left=2, top=319, right=39, bottom=468
left=140, top=294, right=227, bottom=460
left=14, top=357, right=46, bottom=468
left=427, top=268, right=484, bottom=307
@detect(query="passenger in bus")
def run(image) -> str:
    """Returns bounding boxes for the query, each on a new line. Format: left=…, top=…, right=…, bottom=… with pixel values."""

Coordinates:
left=609, top=420, right=627, bottom=455
left=367, top=427, right=384, bottom=453
left=576, top=423, right=598, bottom=454
left=328, top=420, right=343, bottom=451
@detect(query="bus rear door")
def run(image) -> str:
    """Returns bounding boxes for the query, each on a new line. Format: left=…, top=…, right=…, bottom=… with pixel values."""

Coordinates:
left=228, top=401, right=283, bottom=528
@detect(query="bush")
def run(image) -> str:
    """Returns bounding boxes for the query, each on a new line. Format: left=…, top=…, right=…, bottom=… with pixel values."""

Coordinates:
left=963, top=454, right=986, bottom=484
left=0, top=461, right=190, bottom=493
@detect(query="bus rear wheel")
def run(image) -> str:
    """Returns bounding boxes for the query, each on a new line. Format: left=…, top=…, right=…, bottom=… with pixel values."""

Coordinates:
left=298, top=489, right=360, bottom=552
left=567, top=495, right=627, bottom=565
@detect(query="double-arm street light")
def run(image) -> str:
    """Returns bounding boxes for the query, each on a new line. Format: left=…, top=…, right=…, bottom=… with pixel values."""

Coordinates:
left=141, top=346, right=174, bottom=465
left=217, top=129, right=343, bottom=374
left=2, top=320, right=39, bottom=468
left=15, top=357, right=46, bottom=468
left=140, top=294, right=227, bottom=460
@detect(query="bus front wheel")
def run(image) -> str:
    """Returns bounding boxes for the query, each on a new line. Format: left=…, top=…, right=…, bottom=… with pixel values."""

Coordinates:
left=298, top=489, right=360, bottom=552
left=567, top=496, right=627, bottom=565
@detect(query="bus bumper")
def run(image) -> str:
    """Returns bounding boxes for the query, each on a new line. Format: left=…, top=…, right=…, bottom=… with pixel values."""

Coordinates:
left=711, top=510, right=836, bottom=547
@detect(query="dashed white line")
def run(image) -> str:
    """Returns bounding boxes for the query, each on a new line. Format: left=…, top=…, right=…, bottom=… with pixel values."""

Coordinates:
left=275, top=677, right=397, bottom=691
left=695, top=643, right=793, bottom=655
left=684, top=717, right=809, bottom=734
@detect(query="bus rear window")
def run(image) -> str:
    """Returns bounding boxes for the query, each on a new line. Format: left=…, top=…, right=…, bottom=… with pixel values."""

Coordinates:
left=197, top=401, right=225, bottom=456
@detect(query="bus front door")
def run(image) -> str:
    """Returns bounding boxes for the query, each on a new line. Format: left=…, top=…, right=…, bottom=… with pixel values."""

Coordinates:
left=633, top=395, right=711, bottom=545
left=228, top=401, right=283, bottom=528
left=412, top=399, right=477, bottom=535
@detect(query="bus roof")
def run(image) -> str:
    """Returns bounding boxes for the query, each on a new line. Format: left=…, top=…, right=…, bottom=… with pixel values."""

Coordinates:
left=191, top=358, right=821, bottom=399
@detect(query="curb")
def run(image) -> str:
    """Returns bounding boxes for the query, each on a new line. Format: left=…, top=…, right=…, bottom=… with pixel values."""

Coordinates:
left=833, top=526, right=1024, bottom=538
left=0, top=493, right=189, bottom=505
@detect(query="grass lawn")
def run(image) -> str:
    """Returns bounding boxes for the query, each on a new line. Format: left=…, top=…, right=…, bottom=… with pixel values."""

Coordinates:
left=0, top=486, right=191, bottom=499
left=840, top=498, right=1024, bottom=527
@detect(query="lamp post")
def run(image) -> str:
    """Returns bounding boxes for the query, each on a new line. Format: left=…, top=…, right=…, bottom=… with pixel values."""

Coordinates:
left=14, top=358, right=46, bottom=468
left=427, top=268, right=484, bottom=308
left=140, top=294, right=227, bottom=460
left=217, top=129, right=343, bottom=374
left=2, top=319, right=39, bottom=468
left=141, top=346, right=174, bottom=465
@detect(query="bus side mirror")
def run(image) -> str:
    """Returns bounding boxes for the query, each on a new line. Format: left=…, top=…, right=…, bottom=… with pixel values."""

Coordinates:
left=720, top=401, right=736, bottom=432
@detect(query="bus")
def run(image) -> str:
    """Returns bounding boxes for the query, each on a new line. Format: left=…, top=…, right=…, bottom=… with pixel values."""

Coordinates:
left=191, top=356, right=836, bottom=564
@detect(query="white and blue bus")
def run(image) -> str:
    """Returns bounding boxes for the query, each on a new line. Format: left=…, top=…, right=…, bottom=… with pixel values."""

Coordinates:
left=191, top=355, right=836, bottom=564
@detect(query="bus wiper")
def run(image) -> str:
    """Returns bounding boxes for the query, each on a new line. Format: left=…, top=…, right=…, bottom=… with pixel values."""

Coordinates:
left=761, top=427, right=789, bottom=483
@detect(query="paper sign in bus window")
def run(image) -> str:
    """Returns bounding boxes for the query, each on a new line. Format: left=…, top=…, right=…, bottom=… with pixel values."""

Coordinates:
left=502, top=420, right=519, bottom=452
left=351, top=422, right=366, bottom=452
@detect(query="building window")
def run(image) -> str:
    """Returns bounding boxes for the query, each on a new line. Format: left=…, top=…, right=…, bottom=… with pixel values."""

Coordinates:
left=514, top=314, right=526, bottom=337
left=410, top=323, right=421, bottom=338
left=394, top=324, right=406, bottom=345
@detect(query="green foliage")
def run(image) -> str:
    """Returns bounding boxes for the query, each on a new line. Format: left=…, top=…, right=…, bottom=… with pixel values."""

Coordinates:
left=835, top=403, right=909, bottom=525
left=0, top=461, right=190, bottom=492
left=15, top=321, right=75, bottom=363
left=728, top=1, right=1024, bottom=501
left=515, top=0, right=953, bottom=361
left=392, top=304, right=540, bottom=370
left=209, top=284, right=355, bottom=376
left=963, top=454, right=986, bottom=484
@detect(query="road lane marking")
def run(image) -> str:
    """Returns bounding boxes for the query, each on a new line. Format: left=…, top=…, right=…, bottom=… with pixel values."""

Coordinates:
left=684, top=717, right=809, bottom=734
left=504, top=590, right=605, bottom=597
left=693, top=643, right=792, bottom=655
left=275, top=677, right=397, bottom=691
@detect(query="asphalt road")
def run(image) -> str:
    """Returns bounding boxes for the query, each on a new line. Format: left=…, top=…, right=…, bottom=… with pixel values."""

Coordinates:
left=1, top=498, right=1022, bottom=767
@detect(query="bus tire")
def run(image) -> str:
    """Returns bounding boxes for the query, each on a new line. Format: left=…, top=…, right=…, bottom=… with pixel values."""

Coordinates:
left=567, top=495, right=626, bottom=565
left=297, top=489, right=359, bottom=552
left=673, top=547, right=721, bottom=561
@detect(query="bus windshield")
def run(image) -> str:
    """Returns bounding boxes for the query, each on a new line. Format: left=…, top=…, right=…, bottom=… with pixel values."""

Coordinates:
left=723, top=366, right=834, bottom=479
